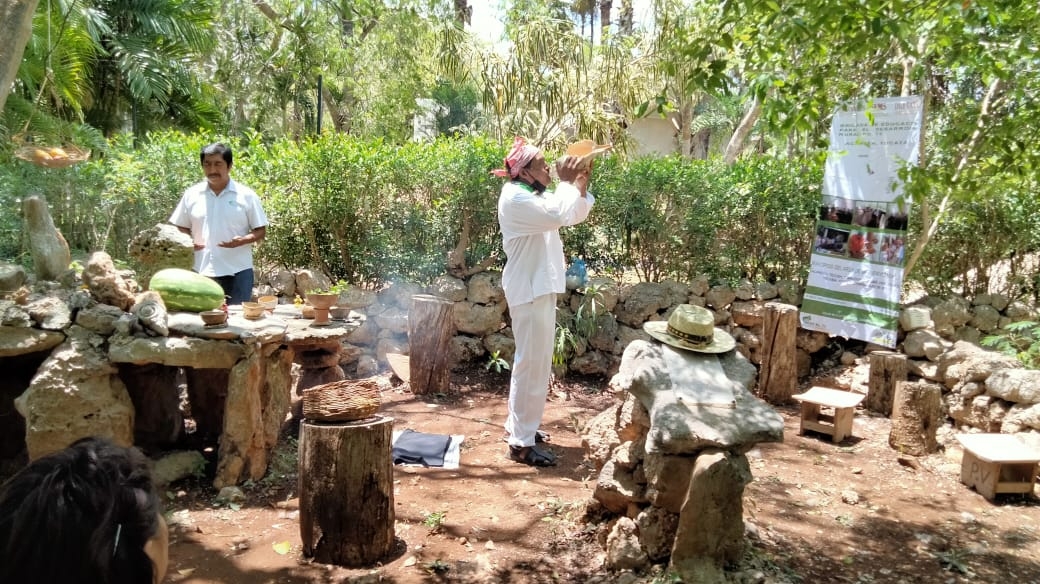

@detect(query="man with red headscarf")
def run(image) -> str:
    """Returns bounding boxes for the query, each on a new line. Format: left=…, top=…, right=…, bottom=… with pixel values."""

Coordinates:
left=494, top=137, right=593, bottom=466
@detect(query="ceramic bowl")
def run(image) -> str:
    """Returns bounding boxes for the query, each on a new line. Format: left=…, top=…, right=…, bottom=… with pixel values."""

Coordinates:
left=242, top=302, right=265, bottom=320
left=200, top=310, right=227, bottom=326
left=329, top=306, right=351, bottom=320
left=258, top=295, right=278, bottom=311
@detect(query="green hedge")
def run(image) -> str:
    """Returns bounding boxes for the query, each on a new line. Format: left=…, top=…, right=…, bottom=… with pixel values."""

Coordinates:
left=4, top=130, right=1037, bottom=298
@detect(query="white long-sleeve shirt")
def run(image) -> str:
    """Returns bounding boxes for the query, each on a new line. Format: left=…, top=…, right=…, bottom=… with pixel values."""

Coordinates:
left=497, top=181, right=594, bottom=307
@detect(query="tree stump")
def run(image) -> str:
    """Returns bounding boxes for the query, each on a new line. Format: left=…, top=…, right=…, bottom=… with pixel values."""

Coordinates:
left=889, top=380, right=942, bottom=456
left=867, top=351, right=907, bottom=416
left=408, top=294, right=455, bottom=395
left=759, top=302, right=798, bottom=404
left=299, top=416, right=395, bottom=566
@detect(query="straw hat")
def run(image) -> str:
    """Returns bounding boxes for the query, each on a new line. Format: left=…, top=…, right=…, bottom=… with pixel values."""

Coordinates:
left=643, top=304, right=736, bottom=354
left=566, top=139, right=612, bottom=163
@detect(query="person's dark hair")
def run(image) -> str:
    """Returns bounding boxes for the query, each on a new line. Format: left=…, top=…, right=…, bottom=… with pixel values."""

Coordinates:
left=200, top=142, right=233, bottom=166
left=0, top=437, right=162, bottom=584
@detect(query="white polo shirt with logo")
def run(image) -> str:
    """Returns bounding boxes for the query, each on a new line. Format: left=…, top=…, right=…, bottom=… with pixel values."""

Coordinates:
left=169, top=179, right=268, bottom=277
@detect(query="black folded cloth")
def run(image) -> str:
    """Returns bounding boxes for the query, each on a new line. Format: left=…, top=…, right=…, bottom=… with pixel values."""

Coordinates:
left=392, top=429, right=451, bottom=467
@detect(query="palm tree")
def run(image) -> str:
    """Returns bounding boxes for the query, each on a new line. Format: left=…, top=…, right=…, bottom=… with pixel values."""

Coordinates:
left=77, top=0, right=220, bottom=136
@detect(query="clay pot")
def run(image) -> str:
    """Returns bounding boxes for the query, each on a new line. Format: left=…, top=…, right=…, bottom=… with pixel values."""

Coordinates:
left=258, top=295, right=278, bottom=312
left=242, top=302, right=265, bottom=319
left=200, top=310, right=227, bottom=326
left=306, top=293, right=338, bottom=310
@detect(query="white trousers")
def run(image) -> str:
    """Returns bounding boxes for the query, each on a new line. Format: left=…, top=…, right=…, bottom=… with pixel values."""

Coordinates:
left=505, top=293, right=556, bottom=448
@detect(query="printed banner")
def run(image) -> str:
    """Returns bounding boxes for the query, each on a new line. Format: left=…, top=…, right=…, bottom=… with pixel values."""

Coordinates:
left=800, top=96, right=924, bottom=347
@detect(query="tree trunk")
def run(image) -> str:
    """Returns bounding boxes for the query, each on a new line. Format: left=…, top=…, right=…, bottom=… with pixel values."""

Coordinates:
left=299, top=416, right=395, bottom=566
left=408, top=294, right=455, bottom=395
left=599, top=0, right=612, bottom=43
left=866, top=351, right=907, bottom=416
left=888, top=380, right=941, bottom=456
left=758, top=302, right=798, bottom=404
left=723, top=98, right=761, bottom=165
left=0, top=0, right=39, bottom=114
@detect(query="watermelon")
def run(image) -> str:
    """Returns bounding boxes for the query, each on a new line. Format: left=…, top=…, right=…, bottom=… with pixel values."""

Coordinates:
left=149, top=268, right=225, bottom=312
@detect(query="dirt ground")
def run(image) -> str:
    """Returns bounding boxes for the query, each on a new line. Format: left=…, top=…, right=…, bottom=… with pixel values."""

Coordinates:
left=163, top=360, right=1040, bottom=584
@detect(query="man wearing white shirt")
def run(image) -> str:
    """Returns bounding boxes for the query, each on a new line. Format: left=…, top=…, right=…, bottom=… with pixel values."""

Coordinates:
left=169, top=143, right=268, bottom=304
left=494, top=137, right=594, bottom=467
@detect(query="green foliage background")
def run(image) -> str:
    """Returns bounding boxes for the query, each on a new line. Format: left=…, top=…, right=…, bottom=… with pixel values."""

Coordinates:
left=3, top=131, right=1040, bottom=299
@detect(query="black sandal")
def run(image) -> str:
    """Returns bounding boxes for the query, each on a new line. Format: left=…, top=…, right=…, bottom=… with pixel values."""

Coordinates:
left=509, top=444, right=557, bottom=467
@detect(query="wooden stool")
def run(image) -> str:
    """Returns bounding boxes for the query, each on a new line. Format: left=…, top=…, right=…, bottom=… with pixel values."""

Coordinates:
left=956, top=434, right=1040, bottom=501
left=792, top=386, right=866, bottom=443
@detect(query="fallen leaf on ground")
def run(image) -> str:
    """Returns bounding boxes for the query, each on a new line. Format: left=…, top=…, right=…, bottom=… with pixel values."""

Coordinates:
left=272, top=541, right=291, bottom=555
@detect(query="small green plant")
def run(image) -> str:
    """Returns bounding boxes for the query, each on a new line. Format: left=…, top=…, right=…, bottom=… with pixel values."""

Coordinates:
left=485, top=350, right=510, bottom=373
left=424, top=559, right=451, bottom=574
left=308, top=279, right=350, bottom=295
left=421, top=510, right=447, bottom=532
left=552, top=282, right=608, bottom=367
left=982, top=320, right=1040, bottom=369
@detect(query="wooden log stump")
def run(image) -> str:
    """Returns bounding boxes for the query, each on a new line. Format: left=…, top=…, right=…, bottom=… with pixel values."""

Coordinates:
left=759, top=302, right=798, bottom=404
left=889, top=380, right=942, bottom=456
left=408, top=294, right=455, bottom=395
left=299, top=416, right=395, bottom=566
left=867, top=351, right=907, bottom=416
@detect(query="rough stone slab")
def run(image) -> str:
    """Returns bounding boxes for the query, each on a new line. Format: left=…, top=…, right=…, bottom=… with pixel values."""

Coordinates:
left=109, top=334, right=244, bottom=368
left=0, top=325, right=65, bottom=357
left=612, top=340, right=784, bottom=455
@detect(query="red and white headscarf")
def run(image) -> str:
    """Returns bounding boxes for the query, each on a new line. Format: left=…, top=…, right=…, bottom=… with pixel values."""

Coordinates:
left=491, top=136, right=541, bottom=178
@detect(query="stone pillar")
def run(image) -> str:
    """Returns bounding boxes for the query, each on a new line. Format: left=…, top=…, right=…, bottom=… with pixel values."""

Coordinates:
left=670, top=450, right=752, bottom=584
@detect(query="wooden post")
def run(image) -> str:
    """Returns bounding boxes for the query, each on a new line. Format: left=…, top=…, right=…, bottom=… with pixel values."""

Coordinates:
left=408, top=294, right=455, bottom=395
left=867, top=351, right=907, bottom=416
left=889, top=380, right=941, bottom=456
left=759, top=302, right=798, bottom=404
left=299, top=416, right=395, bottom=566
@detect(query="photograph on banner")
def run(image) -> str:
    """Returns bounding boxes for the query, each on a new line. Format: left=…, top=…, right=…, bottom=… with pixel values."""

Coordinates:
left=801, top=96, right=923, bottom=348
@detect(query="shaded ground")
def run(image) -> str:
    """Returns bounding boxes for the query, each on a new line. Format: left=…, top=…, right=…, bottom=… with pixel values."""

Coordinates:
left=162, top=362, right=1040, bottom=584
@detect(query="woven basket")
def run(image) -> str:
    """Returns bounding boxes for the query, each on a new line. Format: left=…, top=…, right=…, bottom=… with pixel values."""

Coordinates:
left=302, top=377, right=382, bottom=422
left=14, top=145, right=90, bottom=168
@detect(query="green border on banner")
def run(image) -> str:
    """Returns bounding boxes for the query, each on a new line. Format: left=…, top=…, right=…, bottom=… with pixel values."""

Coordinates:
left=800, top=299, right=898, bottom=328
left=803, top=286, right=900, bottom=311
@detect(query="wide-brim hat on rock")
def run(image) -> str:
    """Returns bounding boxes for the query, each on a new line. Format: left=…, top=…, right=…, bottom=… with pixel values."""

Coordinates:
left=643, top=304, right=736, bottom=354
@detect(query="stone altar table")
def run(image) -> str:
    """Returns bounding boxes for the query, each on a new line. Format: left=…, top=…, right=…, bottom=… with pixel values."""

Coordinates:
left=586, top=340, right=784, bottom=582
left=108, top=305, right=359, bottom=488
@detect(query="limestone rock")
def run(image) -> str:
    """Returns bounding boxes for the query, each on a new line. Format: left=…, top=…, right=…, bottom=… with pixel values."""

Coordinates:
left=902, top=329, right=944, bottom=361
left=14, top=326, right=134, bottom=460
left=466, top=272, right=504, bottom=305
left=635, top=506, right=679, bottom=562
left=582, top=404, right=623, bottom=471
left=153, top=450, right=207, bottom=486
left=616, top=282, right=672, bottom=326
left=985, top=369, right=1040, bottom=404
left=131, top=290, right=169, bottom=336
left=373, top=305, right=409, bottom=334
left=450, top=334, right=486, bottom=367
left=704, top=285, right=736, bottom=311
left=378, top=280, right=424, bottom=309
left=611, top=340, right=783, bottom=454
left=74, top=303, right=126, bottom=336
left=126, top=223, right=194, bottom=286
left=481, top=332, right=514, bottom=364
left=22, top=196, right=71, bottom=281
left=294, top=269, right=331, bottom=298
left=0, top=325, right=65, bottom=357
left=82, top=251, right=136, bottom=311
left=26, top=296, right=72, bottom=331
left=670, top=451, right=751, bottom=584
left=605, top=517, right=649, bottom=571
left=108, top=334, right=243, bottom=368
left=0, top=262, right=27, bottom=291
left=937, top=340, right=1021, bottom=390
left=452, top=301, right=505, bottom=336
left=428, top=275, right=468, bottom=302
